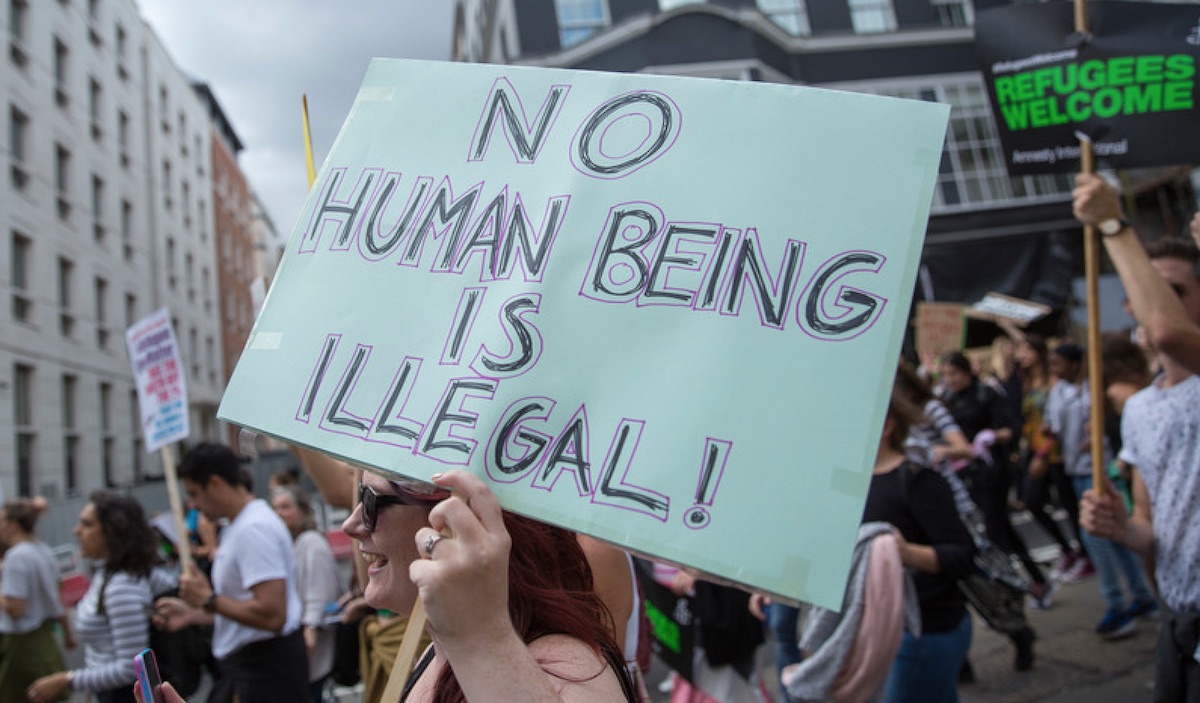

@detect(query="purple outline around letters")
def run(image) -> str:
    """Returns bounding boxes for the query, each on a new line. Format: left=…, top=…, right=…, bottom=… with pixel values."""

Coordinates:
left=683, top=437, right=732, bottom=530
left=717, top=230, right=807, bottom=330
left=578, top=201, right=664, bottom=304
left=569, top=90, right=682, bottom=181
left=798, top=249, right=888, bottom=342
left=484, top=396, right=557, bottom=485
left=469, top=292, right=544, bottom=381
left=357, top=172, right=433, bottom=263
left=531, top=404, right=592, bottom=497
left=363, top=356, right=426, bottom=452
left=441, top=287, right=487, bottom=366
left=590, top=419, right=670, bottom=522
left=295, top=333, right=341, bottom=424
left=415, top=377, right=498, bottom=466
left=298, top=168, right=383, bottom=254
left=467, top=77, right=571, bottom=166
left=317, top=343, right=375, bottom=440
left=637, top=220, right=721, bottom=310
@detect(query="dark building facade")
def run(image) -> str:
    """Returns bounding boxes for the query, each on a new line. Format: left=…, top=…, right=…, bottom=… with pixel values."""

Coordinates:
left=452, top=0, right=1196, bottom=338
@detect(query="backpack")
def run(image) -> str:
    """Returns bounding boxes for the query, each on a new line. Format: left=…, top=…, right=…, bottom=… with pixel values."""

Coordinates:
left=898, top=461, right=1031, bottom=636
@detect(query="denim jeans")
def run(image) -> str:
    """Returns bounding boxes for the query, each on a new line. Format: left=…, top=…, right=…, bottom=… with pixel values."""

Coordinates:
left=1072, top=475, right=1155, bottom=611
left=767, top=602, right=802, bottom=702
left=884, top=611, right=972, bottom=703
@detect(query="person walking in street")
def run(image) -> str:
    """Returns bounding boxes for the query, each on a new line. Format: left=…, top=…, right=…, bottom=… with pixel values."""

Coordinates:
left=271, top=485, right=342, bottom=703
left=152, top=443, right=310, bottom=703
left=26, top=492, right=167, bottom=703
left=0, top=498, right=75, bottom=702
left=1044, top=342, right=1156, bottom=640
left=1076, top=172, right=1200, bottom=702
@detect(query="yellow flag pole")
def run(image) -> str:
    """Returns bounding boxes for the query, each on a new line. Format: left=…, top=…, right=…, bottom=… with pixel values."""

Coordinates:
left=302, top=95, right=317, bottom=189
left=1073, top=0, right=1106, bottom=493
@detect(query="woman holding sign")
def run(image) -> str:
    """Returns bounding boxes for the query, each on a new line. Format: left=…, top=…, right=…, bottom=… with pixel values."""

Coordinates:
left=141, top=468, right=637, bottom=703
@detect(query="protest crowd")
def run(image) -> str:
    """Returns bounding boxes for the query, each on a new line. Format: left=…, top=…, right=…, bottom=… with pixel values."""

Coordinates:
left=0, top=167, right=1196, bottom=703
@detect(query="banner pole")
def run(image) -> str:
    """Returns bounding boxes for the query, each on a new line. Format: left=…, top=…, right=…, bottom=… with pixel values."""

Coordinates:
left=161, top=443, right=193, bottom=574
left=1075, top=0, right=1107, bottom=493
left=302, top=95, right=317, bottom=189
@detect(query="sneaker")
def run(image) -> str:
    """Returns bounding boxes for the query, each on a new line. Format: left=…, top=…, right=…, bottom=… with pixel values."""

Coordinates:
left=1096, top=607, right=1138, bottom=640
left=1126, top=598, right=1160, bottom=620
left=1029, top=580, right=1058, bottom=610
left=1060, top=556, right=1096, bottom=584
left=1052, top=550, right=1079, bottom=580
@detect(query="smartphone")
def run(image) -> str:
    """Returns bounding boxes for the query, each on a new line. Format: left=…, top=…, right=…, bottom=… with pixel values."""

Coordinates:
left=134, top=647, right=164, bottom=703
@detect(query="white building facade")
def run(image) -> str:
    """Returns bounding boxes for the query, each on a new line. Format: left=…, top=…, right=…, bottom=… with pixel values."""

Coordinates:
left=1, top=0, right=240, bottom=499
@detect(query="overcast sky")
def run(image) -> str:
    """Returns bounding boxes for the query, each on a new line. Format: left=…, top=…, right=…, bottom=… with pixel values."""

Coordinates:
left=137, top=1, right=455, bottom=237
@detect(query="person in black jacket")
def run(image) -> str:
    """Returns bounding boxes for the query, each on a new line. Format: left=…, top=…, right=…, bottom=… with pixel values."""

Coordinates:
left=863, top=389, right=975, bottom=703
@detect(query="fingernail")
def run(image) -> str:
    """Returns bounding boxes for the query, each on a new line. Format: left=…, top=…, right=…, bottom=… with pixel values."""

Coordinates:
left=431, top=472, right=444, bottom=481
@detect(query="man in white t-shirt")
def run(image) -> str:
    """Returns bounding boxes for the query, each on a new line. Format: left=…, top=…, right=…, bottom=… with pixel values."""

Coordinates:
left=1075, top=173, right=1200, bottom=702
left=154, top=443, right=309, bottom=703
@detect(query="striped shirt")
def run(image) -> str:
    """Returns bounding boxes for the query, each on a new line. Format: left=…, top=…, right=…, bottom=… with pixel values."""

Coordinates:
left=71, top=566, right=152, bottom=692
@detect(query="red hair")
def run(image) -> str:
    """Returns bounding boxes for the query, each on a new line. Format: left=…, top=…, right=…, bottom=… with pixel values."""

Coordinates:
left=391, top=482, right=633, bottom=703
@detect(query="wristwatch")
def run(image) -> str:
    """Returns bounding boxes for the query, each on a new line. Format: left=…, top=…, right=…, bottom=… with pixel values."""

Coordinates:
left=1098, top=217, right=1128, bottom=237
left=203, top=592, right=219, bottom=613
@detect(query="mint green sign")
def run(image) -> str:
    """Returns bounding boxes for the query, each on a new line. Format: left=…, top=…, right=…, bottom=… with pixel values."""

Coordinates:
left=218, top=59, right=948, bottom=609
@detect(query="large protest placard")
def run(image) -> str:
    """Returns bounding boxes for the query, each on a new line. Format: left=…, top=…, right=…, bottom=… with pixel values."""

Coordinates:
left=126, top=308, right=189, bottom=452
left=218, top=59, right=947, bottom=608
left=975, top=1, right=1200, bottom=175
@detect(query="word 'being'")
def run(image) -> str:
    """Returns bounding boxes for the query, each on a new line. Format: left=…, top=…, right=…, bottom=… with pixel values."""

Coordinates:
left=583, top=203, right=889, bottom=339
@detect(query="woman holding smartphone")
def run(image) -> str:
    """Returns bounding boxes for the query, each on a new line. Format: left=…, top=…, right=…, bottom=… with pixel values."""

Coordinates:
left=26, top=492, right=163, bottom=703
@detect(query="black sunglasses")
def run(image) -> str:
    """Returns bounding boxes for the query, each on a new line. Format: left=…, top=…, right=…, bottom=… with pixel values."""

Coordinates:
left=358, top=484, right=410, bottom=533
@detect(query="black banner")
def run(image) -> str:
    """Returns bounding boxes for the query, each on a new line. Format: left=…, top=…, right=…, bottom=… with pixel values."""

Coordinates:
left=975, top=1, right=1200, bottom=174
left=633, top=559, right=695, bottom=682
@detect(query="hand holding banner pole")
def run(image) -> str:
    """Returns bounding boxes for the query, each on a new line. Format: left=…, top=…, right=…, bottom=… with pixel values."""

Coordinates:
left=1073, top=0, right=1107, bottom=494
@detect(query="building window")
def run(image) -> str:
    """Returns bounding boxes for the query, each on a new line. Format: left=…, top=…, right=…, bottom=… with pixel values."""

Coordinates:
left=124, top=291, right=136, bottom=328
left=162, top=159, right=172, bottom=209
left=117, top=109, right=129, bottom=167
left=166, top=237, right=176, bottom=289
left=182, top=179, right=191, bottom=228
left=121, top=199, right=133, bottom=261
left=9, top=104, right=28, bottom=190
left=95, top=275, right=109, bottom=348
left=55, top=143, right=71, bottom=220
left=11, top=231, right=31, bottom=321
left=930, top=0, right=972, bottom=27
left=9, top=0, right=29, bottom=66
left=62, top=374, right=78, bottom=492
left=99, top=381, right=113, bottom=487
left=58, top=256, right=74, bottom=337
left=556, top=0, right=608, bottom=48
left=15, top=363, right=35, bottom=496
left=848, top=0, right=897, bottom=33
left=758, top=0, right=810, bottom=35
left=185, top=252, right=194, bottom=302
left=159, top=85, right=169, bottom=133
left=53, top=37, right=69, bottom=106
left=115, top=23, right=127, bottom=79
left=189, top=326, right=199, bottom=380
left=129, top=388, right=143, bottom=480
left=869, top=79, right=1070, bottom=210
left=201, top=266, right=211, bottom=313
left=88, top=76, right=102, bottom=139
left=91, top=174, right=105, bottom=243
left=206, top=335, right=216, bottom=384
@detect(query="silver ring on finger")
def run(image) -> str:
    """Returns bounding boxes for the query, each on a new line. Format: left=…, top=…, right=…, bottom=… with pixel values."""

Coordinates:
left=424, top=533, right=443, bottom=557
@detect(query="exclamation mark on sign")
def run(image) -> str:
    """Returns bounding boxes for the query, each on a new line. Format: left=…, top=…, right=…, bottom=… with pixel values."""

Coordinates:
left=683, top=439, right=732, bottom=530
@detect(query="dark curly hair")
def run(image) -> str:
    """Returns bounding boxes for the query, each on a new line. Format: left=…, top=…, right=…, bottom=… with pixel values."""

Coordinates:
left=89, top=491, right=158, bottom=579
